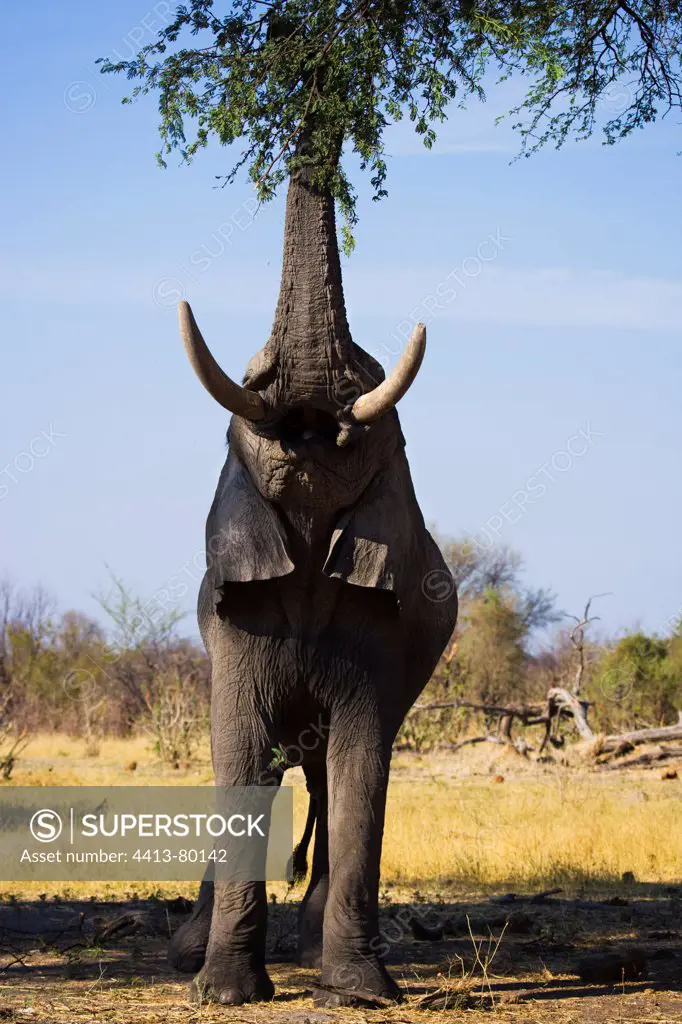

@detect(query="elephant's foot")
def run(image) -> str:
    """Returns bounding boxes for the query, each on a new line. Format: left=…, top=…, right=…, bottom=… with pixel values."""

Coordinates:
left=299, top=946, right=323, bottom=969
left=313, top=958, right=401, bottom=1007
left=297, top=878, right=328, bottom=969
left=167, top=895, right=212, bottom=973
left=190, top=961, right=274, bottom=1005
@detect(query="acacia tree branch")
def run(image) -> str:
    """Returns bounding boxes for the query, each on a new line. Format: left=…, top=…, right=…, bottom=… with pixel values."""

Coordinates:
left=100, top=1, right=682, bottom=233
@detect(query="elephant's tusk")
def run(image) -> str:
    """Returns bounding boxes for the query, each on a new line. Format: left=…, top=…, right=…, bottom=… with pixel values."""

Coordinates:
left=178, top=301, right=266, bottom=421
left=351, top=323, right=426, bottom=424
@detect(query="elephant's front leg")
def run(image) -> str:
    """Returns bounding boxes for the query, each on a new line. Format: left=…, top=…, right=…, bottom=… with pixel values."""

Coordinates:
left=316, top=716, right=400, bottom=1006
left=192, top=682, right=279, bottom=1006
left=194, top=877, right=274, bottom=1005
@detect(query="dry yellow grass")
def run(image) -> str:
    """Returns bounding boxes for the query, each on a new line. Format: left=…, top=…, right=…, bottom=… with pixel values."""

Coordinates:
left=383, top=763, right=682, bottom=889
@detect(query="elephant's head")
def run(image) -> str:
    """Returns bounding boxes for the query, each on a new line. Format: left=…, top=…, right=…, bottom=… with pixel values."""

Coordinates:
left=179, top=164, right=426, bottom=523
left=179, top=301, right=424, bottom=516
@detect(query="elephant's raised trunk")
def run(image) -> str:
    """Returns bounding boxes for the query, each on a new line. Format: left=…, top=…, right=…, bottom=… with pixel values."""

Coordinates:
left=262, top=150, right=426, bottom=420
left=266, top=154, right=354, bottom=403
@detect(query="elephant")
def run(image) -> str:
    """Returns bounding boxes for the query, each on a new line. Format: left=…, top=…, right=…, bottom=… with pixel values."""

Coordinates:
left=167, top=150, right=458, bottom=1007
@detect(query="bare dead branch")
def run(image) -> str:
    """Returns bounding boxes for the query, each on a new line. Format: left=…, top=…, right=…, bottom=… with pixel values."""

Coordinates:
left=568, top=593, right=611, bottom=696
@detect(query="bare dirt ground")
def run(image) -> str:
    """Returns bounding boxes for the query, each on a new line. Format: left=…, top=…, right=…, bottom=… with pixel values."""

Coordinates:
left=1, top=885, right=681, bottom=1022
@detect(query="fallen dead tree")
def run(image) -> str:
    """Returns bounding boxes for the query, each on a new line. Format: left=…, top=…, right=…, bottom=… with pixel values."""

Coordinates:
left=410, top=597, right=612, bottom=758
left=409, top=596, right=682, bottom=766
left=414, top=694, right=682, bottom=767
left=413, top=686, right=594, bottom=757
left=597, top=712, right=682, bottom=755
left=599, top=746, right=682, bottom=771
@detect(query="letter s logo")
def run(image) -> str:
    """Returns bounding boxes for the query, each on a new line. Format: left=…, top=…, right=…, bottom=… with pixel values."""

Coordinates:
left=30, top=809, right=63, bottom=843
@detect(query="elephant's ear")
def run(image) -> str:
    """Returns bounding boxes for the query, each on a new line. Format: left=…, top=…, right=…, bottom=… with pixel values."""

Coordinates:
left=206, top=451, right=294, bottom=589
left=323, top=458, right=458, bottom=670
left=323, top=467, right=408, bottom=595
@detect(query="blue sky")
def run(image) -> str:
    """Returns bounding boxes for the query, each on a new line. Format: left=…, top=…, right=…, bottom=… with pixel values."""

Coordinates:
left=3, top=1, right=682, bottom=644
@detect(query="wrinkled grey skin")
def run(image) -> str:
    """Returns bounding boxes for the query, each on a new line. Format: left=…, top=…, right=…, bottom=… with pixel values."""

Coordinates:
left=168, top=167, right=457, bottom=1007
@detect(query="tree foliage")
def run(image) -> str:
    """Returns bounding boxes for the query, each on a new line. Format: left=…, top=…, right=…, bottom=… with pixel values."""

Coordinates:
left=96, top=577, right=209, bottom=762
left=0, top=577, right=210, bottom=760
left=455, top=587, right=529, bottom=705
left=396, top=539, right=559, bottom=749
left=100, top=0, right=682, bottom=239
left=589, top=630, right=681, bottom=732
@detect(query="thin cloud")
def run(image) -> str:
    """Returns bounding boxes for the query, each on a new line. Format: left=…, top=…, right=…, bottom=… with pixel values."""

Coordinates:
left=4, top=260, right=680, bottom=332
left=346, top=266, right=682, bottom=330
